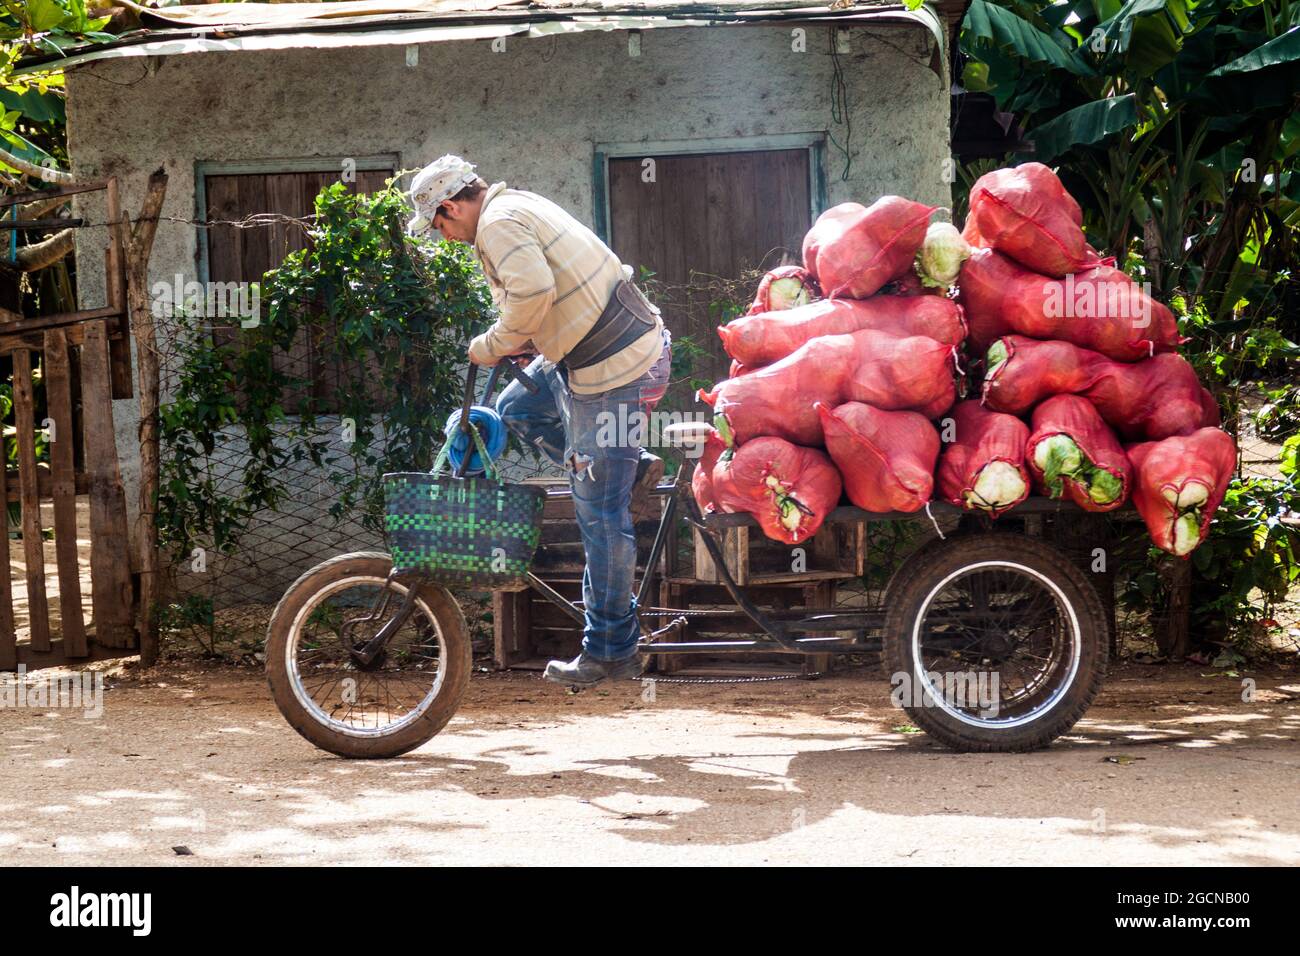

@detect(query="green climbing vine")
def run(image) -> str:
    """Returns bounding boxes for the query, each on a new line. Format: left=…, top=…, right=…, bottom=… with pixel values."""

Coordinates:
left=157, top=178, right=493, bottom=563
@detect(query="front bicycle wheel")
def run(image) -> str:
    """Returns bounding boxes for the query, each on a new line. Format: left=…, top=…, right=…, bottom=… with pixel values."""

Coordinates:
left=265, top=552, right=471, bottom=758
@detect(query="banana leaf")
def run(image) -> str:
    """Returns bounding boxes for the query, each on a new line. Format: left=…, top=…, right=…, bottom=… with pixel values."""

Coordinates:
left=1027, top=93, right=1138, bottom=162
left=965, top=0, right=1096, bottom=75
left=1189, top=26, right=1300, bottom=115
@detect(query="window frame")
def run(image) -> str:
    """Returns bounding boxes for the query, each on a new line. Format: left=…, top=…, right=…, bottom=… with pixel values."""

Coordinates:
left=194, top=154, right=402, bottom=285
left=590, top=133, right=827, bottom=245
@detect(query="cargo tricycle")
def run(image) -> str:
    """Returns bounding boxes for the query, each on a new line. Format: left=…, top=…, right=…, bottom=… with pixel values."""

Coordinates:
left=266, top=359, right=1109, bottom=758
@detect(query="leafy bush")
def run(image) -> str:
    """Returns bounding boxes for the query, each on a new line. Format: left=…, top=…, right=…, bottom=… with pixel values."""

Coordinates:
left=158, top=179, right=492, bottom=562
left=1121, top=474, right=1300, bottom=650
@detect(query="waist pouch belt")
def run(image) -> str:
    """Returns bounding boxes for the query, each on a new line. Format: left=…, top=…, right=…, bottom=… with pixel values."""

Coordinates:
left=561, top=280, right=661, bottom=372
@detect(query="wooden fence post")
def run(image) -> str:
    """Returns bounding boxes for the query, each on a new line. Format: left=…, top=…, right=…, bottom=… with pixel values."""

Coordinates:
left=81, top=321, right=136, bottom=648
left=123, top=169, right=168, bottom=666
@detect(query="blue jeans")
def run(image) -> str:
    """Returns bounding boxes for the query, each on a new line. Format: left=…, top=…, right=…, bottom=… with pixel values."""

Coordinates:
left=497, top=329, right=672, bottom=660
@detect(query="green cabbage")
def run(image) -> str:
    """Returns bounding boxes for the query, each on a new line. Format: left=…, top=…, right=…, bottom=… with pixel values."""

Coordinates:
left=1169, top=482, right=1209, bottom=554
left=765, top=475, right=804, bottom=533
left=713, top=412, right=734, bottom=449
left=1033, top=434, right=1083, bottom=496
left=1033, top=434, right=1122, bottom=504
left=1085, top=466, right=1122, bottom=505
left=966, top=460, right=1027, bottom=510
left=1176, top=482, right=1209, bottom=508
left=985, top=340, right=1009, bottom=378
left=917, top=222, right=971, bottom=288
left=1172, top=513, right=1202, bottom=555
left=768, top=276, right=813, bottom=311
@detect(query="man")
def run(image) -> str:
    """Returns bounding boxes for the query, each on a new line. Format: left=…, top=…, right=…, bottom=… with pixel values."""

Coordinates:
left=406, top=155, right=671, bottom=689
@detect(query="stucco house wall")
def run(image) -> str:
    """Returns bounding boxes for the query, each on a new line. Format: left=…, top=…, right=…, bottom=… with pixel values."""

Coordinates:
left=64, top=21, right=952, bottom=603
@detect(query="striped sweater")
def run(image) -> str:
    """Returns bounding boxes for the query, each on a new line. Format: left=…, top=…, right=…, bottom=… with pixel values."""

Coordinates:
left=468, top=182, right=663, bottom=394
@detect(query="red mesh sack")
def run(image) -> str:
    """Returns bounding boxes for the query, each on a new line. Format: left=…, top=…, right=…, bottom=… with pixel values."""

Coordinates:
left=962, top=163, right=1096, bottom=277
left=959, top=248, right=1181, bottom=361
left=699, top=328, right=958, bottom=447
left=1200, top=388, right=1222, bottom=428
left=1025, top=395, right=1131, bottom=513
left=711, top=437, right=842, bottom=544
left=935, top=400, right=1031, bottom=516
left=691, top=426, right=727, bottom=515
left=1126, top=428, right=1236, bottom=557
left=745, top=265, right=821, bottom=315
left=700, top=333, right=856, bottom=447
left=802, top=196, right=935, bottom=299
left=840, top=329, right=959, bottom=420
left=1085, top=354, right=1221, bottom=441
left=981, top=335, right=1097, bottom=413
left=816, top=402, right=938, bottom=513
left=719, top=295, right=966, bottom=367
left=983, top=335, right=1218, bottom=441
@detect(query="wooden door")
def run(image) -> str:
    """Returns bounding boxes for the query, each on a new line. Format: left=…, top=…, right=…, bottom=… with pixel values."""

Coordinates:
left=607, top=148, right=812, bottom=385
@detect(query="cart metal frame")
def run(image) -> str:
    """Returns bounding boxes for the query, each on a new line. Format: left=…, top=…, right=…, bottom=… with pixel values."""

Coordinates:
left=524, top=455, right=1118, bottom=660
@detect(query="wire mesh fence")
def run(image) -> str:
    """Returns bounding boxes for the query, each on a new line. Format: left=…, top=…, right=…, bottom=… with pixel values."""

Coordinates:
left=152, top=298, right=565, bottom=659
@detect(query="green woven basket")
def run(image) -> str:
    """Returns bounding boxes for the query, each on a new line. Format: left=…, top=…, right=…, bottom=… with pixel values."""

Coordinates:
left=383, top=425, right=545, bottom=589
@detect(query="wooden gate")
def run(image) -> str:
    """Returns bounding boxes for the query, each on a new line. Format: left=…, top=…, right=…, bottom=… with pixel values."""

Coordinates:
left=0, top=178, right=137, bottom=671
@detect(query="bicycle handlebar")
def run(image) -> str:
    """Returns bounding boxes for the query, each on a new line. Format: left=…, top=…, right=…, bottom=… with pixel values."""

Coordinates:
left=460, top=358, right=539, bottom=435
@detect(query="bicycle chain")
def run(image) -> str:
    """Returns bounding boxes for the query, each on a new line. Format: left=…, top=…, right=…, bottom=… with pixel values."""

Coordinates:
left=530, top=671, right=806, bottom=685
left=636, top=608, right=750, bottom=619
left=637, top=609, right=863, bottom=624
left=636, top=674, right=805, bottom=684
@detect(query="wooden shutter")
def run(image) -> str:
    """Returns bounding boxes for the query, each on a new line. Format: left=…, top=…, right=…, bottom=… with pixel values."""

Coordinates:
left=607, top=148, right=812, bottom=384
left=204, top=168, right=393, bottom=412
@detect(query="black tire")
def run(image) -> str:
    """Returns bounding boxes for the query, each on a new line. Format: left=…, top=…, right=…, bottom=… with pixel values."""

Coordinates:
left=881, top=532, right=1108, bottom=753
left=265, top=552, right=471, bottom=759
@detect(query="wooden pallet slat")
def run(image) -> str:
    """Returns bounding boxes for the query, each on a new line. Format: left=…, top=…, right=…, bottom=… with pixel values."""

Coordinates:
left=12, top=349, right=51, bottom=651
left=0, top=178, right=109, bottom=208
left=3, top=469, right=92, bottom=503
left=0, top=305, right=119, bottom=337
left=80, top=321, right=136, bottom=649
left=0, top=438, right=14, bottom=670
left=691, top=519, right=863, bottom=587
left=44, top=329, right=88, bottom=658
left=104, top=178, right=134, bottom=399
left=492, top=589, right=532, bottom=670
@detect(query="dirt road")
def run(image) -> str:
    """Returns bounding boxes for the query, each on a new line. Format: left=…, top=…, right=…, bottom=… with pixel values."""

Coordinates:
left=1, top=660, right=1297, bottom=866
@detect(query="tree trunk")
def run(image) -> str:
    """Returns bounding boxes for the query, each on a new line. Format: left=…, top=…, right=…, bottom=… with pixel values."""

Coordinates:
left=0, top=145, right=74, bottom=185
left=14, top=228, right=74, bottom=272
left=1192, top=120, right=1280, bottom=318
left=1154, top=557, right=1192, bottom=661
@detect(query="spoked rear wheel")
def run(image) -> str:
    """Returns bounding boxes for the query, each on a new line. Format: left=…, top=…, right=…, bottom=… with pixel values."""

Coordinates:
left=266, top=552, right=471, bottom=758
left=882, top=533, right=1107, bottom=752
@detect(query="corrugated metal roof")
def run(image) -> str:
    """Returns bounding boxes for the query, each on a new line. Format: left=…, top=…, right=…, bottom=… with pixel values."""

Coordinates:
left=12, top=0, right=953, bottom=74
left=129, top=0, right=900, bottom=29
